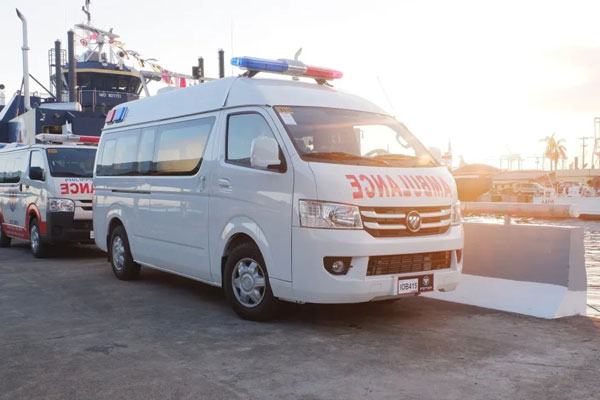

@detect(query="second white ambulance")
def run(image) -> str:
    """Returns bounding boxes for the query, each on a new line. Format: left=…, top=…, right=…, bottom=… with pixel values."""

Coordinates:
left=0, top=141, right=96, bottom=257
left=93, top=56, right=463, bottom=320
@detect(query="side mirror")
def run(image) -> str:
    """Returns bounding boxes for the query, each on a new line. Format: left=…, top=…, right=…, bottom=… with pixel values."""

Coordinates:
left=250, top=137, right=281, bottom=169
left=29, top=166, right=45, bottom=181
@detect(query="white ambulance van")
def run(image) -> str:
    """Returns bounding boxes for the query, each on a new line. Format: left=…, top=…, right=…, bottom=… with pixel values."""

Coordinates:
left=0, top=140, right=96, bottom=257
left=93, top=57, right=463, bottom=320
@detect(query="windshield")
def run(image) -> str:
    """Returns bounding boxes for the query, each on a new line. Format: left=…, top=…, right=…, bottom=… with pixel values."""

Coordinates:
left=46, top=148, right=96, bottom=178
left=275, top=106, right=439, bottom=168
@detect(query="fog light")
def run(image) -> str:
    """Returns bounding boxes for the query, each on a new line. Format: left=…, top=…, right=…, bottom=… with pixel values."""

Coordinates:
left=331, top=260, right=345, bottom=273
left=323, top=257, right=352, bottom=275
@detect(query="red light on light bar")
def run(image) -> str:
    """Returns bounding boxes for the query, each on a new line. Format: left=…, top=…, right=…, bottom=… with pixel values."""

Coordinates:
left=105, top=109, right=116, bottom=123
left=304, top=66, right=343, bottom=80
left=77, top=136, right=101, bottom=143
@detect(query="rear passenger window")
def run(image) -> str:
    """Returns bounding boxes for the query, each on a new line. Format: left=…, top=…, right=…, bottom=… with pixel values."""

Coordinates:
left=137, top=127, right=157, bottom=175
left=0, top=154, right=26, bottom=184
left=0, top=155, right=7, bottom=183
left=97, top=139, right=116, bottom=175
left=227, top=113, right=279, bottom=168
left=154, top=117, right=215, bottom=175
left=112, top=131, right=139, bottom=175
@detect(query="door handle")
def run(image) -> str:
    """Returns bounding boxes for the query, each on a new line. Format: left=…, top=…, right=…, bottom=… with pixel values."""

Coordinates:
left=217, top=178, right=232, bottom=190
left=199, top=176, right=206, bottom=191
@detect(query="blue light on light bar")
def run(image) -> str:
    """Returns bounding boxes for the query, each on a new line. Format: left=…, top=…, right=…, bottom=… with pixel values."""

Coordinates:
left=113, top=107, right=128, bottom=123
left=231, top=57, right=289, bottom=73
left=231, top=56, right=343, bottom=80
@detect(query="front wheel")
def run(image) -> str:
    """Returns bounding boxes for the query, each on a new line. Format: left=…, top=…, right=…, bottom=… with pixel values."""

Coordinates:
left=0, top=222, right=11, bottom=248
left=29, top=219, right=46, bottom=258
left=109, top=225, right=140, bottom=280
left=223, top=243, right=280, bottom=321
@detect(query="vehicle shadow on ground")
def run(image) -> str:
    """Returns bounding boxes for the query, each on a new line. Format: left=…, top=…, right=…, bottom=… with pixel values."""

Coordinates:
left=136, top=265, right=484, bottom=327
left=7, top=241, right=106, bottom=259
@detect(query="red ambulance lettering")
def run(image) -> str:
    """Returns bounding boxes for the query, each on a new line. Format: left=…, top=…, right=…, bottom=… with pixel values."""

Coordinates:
left=60, top=183, right=69, bottom=195
left=370, top=175, right=389, bottom=198
left=359, top=175, right=375, bottom=198
left=346, top=173, right=453, bottom=199
left=70, top=183, right=80, bottom=194
left=425, top=176, right=443, bottom=197
left=439, top=177, right=452, bottom=197
left=345, top=174, right=363, bottom=199
left=385, top=175, right=402, bottom=197
left=415, top=176, right=433, bottom=197
left=80, top=183, right=93, bottom=194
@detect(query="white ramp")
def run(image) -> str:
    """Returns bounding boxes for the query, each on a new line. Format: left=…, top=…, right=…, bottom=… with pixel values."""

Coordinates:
left=424, top=222, right=587, bottom=319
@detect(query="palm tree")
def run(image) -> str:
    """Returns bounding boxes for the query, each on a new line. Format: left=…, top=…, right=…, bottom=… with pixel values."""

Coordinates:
left=540, top=133, right=567, bottom=171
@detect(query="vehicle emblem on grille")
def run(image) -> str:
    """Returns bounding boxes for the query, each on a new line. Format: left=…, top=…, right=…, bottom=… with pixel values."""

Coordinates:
left=405, top=210, right=422, bottom=232
left=422, top=275, right=430, bottom=286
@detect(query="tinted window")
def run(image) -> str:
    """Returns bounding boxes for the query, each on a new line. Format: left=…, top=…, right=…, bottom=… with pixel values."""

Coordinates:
left=97, top=139, right=116, bottom=176
left=154, top=117, right=215, bottom=175
left=0, top=155, right=6, bottom=183
left=29, top=151, right=46, bottom=179
left=137, top=127, right=157, bottom=175
left=227, top=113, right=278, bottom=168
left=46, top=148, right=96, bottom=178
left=0, top=152, right=26, bottom=184
left=112, top=131, right=140, bottom=175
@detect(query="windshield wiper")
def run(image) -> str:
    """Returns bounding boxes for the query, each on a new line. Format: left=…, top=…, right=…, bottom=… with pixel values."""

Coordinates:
left=53, top=171, right=92, bottom=178
left=303, top=152, right=390, bottom=166
left=372, top=154, right=438, bottom=167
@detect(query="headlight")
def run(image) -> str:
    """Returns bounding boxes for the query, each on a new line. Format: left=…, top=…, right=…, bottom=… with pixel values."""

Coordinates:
left=49, top=198, right=75, bottom=212
left=450, top=201, right=462, bottom=225
left=299, top=200, right=363, bottom=229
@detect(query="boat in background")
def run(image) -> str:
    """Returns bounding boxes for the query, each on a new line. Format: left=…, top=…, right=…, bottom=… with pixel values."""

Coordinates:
left=0, top=1, right=212, bottom=146
left=534, top=184, right=600, bottom=220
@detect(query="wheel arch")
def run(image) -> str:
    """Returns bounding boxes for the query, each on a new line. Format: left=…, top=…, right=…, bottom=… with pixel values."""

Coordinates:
left=26, top=204, right=46, bottom=234
left=215, top=218, right=274, bottom=287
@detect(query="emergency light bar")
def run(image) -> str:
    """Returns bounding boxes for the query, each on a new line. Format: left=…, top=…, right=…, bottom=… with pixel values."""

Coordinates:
left=231, top=56, right=343, bottom=81
left=36, top=134, right=100, bottom=144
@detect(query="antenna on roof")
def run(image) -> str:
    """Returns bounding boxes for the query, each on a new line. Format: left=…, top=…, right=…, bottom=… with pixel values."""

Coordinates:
left=292, top=48, right=302, bottom=81
left=82, top=0, right=91, bottom=24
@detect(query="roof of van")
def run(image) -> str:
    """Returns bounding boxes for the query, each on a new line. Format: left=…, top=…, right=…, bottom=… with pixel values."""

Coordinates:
left=103, top=77, right=388, bottom=130
left=0, top=144, right=96, bottom=153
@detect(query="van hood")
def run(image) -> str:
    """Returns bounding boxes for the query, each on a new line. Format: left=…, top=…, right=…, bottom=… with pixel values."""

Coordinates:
left=307, top=162, right=457, bottom=207
left=53, top=177, right=94, bottom=200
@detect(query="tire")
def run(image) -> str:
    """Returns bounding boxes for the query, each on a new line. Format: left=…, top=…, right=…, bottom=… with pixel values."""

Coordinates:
left=0, top=222, right=11, bottom=248
left=29, top=219, right=46, bottom=258
left=109, top=225, right=140, bottom=280
left=223, top=243, right=280, bottom=321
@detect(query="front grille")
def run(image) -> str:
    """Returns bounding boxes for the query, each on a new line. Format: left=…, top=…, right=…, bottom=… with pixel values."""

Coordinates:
left=76, top=200, right=93, bottom=211
left=367, top=251, right=451, bottom=276
left=360, top=205, right=451, bottom=237
left=72, top=220, right=93, bottom=230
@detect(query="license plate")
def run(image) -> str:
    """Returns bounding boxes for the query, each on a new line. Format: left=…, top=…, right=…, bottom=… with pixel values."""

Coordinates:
left=90, top=231, right=95, bottom=239
left=397, top=274, right=434, bottom=295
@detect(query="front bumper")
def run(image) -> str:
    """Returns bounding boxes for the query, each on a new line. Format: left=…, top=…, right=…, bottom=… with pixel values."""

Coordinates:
left=41, top=211, right=94, bottom=244
left=285, top=224, right=463, bottom=304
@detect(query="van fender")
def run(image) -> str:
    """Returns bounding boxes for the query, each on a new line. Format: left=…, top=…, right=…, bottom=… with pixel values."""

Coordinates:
left=26, top=204, right=47, bottom=234
left=214, top=216, right=285, bottom=287
left=105, top=206, right=126, bottom=234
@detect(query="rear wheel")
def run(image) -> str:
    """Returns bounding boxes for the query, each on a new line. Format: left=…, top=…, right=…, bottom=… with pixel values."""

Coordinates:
left=0, top=222, right=11, bottom=248
left=109, top=225, right=140, bottom=280
left=223, top=243, right=280, bottom=321
left=29, top=219, right=46, bottom=258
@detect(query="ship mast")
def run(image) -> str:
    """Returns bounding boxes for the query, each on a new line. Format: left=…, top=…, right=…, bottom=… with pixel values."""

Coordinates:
left=82, top=0, right=91, bottom=25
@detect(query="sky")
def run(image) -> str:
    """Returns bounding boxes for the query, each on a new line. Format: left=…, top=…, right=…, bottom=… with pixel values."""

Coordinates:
left=1, top=0, right=600, bottom=169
